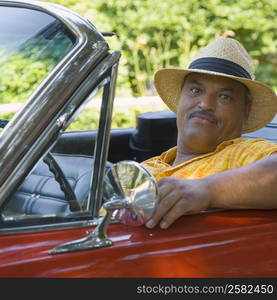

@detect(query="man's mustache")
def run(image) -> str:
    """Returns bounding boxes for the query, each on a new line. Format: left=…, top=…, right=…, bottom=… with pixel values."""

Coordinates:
left=188, top=110, right=218, bottom=124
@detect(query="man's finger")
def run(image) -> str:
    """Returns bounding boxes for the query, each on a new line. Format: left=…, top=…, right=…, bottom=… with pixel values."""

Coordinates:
left=159, top=199, right=191, bottom=229
left=145, top=190, right=181, bottom=229
left=157, top=180, right=172, bottom=201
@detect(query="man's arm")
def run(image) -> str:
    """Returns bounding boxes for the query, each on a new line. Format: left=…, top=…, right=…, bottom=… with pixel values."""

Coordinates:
left=145, top=154, right=277, bottom=229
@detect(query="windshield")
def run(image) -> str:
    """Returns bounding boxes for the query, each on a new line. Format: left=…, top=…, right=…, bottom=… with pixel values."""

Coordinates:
left=0, top=6, right=75, bottom=105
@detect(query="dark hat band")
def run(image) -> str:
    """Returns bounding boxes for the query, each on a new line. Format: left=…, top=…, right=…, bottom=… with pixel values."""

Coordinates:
left=188, top=57, right=251, bottom=79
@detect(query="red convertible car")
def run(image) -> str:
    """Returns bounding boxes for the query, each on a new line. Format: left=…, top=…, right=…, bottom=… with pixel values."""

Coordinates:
left=0, top=0, right=277, bottom=279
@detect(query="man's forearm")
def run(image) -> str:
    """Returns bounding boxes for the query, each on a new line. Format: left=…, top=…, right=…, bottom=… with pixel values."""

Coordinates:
left=208, top=154, right=277, bottom=209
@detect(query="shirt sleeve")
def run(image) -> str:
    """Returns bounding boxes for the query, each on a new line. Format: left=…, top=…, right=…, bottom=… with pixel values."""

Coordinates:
left=141, top=156, right=167, bottom=177
left=240, top=139, right=277, bottom=165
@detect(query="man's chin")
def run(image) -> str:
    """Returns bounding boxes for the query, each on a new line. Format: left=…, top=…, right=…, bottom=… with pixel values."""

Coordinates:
left=181, top=133, right=219, bottom=154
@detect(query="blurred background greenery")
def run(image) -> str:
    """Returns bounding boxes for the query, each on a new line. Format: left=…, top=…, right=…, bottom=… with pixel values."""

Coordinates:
left=46, top=0, right=277, bottom=96
left=0, top=0, right=276, bottom=129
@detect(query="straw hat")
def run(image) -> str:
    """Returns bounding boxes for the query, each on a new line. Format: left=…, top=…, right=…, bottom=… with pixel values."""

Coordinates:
left=154, top=37, right=277, bottom=133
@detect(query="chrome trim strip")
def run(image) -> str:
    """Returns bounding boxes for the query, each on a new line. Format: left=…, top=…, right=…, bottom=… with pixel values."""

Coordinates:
left=89, top=61, right=120, bottom=217
left=0, top=217, right=100, bottom=235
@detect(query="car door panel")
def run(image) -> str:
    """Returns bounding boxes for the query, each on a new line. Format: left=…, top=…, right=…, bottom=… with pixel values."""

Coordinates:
left=1, top=209, right=277, bottom=277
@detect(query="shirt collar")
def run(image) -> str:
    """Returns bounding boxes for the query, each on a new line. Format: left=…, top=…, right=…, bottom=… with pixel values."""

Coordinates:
left=159, top=137, right=245, bottom=167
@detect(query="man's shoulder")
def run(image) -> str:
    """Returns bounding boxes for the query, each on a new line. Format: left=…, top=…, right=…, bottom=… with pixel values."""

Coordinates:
left=239, top=137, right=277, bottom=147
left=234, top=137, right=277, bottom=163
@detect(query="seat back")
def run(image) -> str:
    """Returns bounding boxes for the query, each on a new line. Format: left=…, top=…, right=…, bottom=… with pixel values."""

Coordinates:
left=5, top=153, right=94, bottom=215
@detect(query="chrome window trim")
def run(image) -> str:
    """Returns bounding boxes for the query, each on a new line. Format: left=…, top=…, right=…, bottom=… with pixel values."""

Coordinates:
left=0, top=216, right=119, bottom=235
left=0, top=1, right=110, bottom=205
left=0, top=217, right=100, bottom=235
left=89, top=62, right=120, bottom=217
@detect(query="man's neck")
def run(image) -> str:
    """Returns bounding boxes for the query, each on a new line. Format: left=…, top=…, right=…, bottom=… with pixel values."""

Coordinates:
left=172, top=151, right=201, bottom=167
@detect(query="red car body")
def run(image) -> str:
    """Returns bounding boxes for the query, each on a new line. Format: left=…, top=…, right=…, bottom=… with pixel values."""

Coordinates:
left=1, top=209, right=277, bottom=277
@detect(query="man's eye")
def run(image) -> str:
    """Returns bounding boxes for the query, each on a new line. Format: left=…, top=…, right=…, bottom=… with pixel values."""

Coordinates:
left=219, top=94, right=232, bottom=103
left=190, top=87, right=201, bottom=94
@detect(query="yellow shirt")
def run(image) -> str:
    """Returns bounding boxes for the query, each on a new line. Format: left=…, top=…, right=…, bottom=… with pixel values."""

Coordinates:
left=142, top=137, right=277, bottom=180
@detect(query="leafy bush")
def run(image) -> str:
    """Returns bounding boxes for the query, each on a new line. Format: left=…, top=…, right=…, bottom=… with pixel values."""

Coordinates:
left=42, top=0, right=276, bottom=96
left=67, top=107, right=157, bottom=131
left=0, top=112, right=15, bottom=120
left=0, top=107, right=157, bottom=131
left=94, top=0, right=277, bottom=95
left=0, top=55, right=52, bottom=103
left=0, top=21, right=73, bottom=103
left=1, top=0, right=276, bottom=105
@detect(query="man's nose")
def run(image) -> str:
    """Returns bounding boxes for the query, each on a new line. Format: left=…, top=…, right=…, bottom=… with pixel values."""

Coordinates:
left=198, top=93, right=216, bottom=111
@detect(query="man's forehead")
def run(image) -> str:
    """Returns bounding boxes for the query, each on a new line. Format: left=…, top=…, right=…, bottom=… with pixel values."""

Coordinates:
left=184, top=72, right=246, bottom=90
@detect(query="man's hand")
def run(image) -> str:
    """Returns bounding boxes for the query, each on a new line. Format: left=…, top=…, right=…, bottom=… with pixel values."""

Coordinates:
left=145, top=177, right=212, bottom=229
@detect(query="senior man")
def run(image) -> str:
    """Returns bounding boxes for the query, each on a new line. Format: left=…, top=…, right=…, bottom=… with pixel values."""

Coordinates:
left=143, top=37, right=277, bottom=229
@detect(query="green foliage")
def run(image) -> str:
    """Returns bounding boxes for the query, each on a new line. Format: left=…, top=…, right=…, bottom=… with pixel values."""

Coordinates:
left=2, top=0, right=277, bottom=105
left=67, top=107, right=153, bottom=131
left=67, top=109, right=100, bottom=131
left=92, top=0, right=277, bottom=94
left=0, top=112, right=15, bottom=120
left=0, top=108, right=147, bottom=131
left=44, top=0, right=277, bottom=95
left=0, top=55, right=52, bottom=103
left=0, top=108, right=148, bottom=132
left=0, top=21, right=73, bottom=103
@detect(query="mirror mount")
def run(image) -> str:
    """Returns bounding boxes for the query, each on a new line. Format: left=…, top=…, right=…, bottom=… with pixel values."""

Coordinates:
left=50, top=161, right=157, bottom=255
left=49, top=198, right=129, bottom=254
left=92, top=198, right=130, bottom=241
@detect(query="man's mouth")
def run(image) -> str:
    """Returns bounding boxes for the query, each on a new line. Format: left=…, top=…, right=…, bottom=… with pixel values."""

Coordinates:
left=189, top=111, right=218, bottom=125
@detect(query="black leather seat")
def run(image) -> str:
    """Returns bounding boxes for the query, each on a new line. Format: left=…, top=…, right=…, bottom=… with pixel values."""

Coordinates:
left=5, top=153, right=95, bottom=215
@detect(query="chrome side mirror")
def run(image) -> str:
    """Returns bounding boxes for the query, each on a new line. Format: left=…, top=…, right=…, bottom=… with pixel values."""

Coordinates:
left=104, top=160, right=158, bottom=226
left=50, top=161, right=158, bottom=254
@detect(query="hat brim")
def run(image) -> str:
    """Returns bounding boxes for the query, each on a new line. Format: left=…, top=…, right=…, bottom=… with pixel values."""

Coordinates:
left=154, top=68, right=277, bottom=133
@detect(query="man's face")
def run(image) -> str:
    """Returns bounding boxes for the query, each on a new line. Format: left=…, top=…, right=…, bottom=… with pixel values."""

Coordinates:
left=177, top=73, right=251, bottom=154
